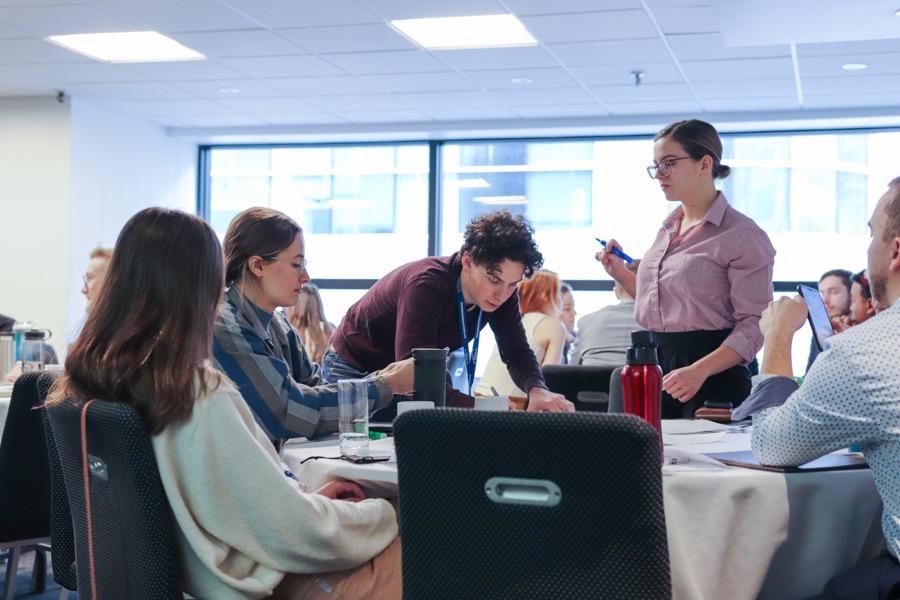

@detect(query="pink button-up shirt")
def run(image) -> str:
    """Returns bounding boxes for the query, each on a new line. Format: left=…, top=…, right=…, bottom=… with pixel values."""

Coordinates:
left=635, top=192, right=775, bottom=362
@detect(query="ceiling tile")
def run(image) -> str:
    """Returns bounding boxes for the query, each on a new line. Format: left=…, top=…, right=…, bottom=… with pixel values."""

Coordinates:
left=118, top=60, right=246, bottom=81
left=393, top=90, right=501, bottom=109
left=547, top=38, right=670, bottom=67
left=488, top=87, right=595, bottom=106
left=214, top=97, right=320, bottom=113
left=0, top=20, right=28, bottom=37
left=589, top=82, right=695, bottom=102
left=361, top=71, right=476, bottom=93
left=171, top=30, right=305, bottom=59
left=158, top=114, right=270, bottom=127
left=680, top=57, right=795, bottom=82
left=279, top=23, right=416, bottom=54
left=324, top=49, right=451, bottom=74
left=429, top=46, right=557, bottom=71
left=418, top=106, right=520, bottom=120
left=218, top=55, right=345, bottom=78
left=802, top=92, right=900, bottom=110
left=520, top=10, right=657, bottom=44
left=60, top=81, right=195, bottom=99
left=302, top=93, right=411, bottom=111
left=511, top=103, right=610, bottom=118
left=169, top=78, right=289, bottom=98
left=803, top=74, right=900, bottom=96
left=257, top=112, right=351, bottom=125
left=502, top=0, right=639, bottom=16
left=223, top=0, right=380, bottom=28
left=1, top=38, right=97, bottom=63
left=666, top=33, right=790, bottom=61
left=24, top=62, right=151, bottom=83
left=264, top=75, right=381, bottom=96
left=691, top=78, right=796, bottom=98
left=798, top=52, right=900, bottom=77
left=108, top=98, right=241, bottom=116
left=353, top=0, right=505, bottom=20
left=570, top=62, right=683, bottom=86
left=97, top=0, right=257, bottom=33
left=644, top=0, right=711, bottom=7
left=603, top=98, right=702, bottom=115
left=0, top=4, right=131, bottom=36
left=651, top=6, right=719, bottom=35
left=700, top=96, right=800, bottom=111
left=797, top=39, right=900, bottom=57
left=337, top=109, right=433, bottom=123
left=462, top=67, right=578, bottom=90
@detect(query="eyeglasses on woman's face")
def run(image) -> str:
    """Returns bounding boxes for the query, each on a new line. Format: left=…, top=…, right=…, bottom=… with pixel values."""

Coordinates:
left=264, top=256, right=308, bottom=274
left=646, top=156, right=692, bottom=179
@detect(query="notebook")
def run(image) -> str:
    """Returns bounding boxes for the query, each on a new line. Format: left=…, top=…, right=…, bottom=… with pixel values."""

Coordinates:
left=706, top=450, right=868, bottom=473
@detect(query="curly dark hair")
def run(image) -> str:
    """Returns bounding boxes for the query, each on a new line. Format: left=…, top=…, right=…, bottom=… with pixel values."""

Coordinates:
left=458, top=210, right=543, bottom=278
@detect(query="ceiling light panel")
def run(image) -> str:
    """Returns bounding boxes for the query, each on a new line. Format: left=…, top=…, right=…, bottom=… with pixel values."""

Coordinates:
left=390, top=15, right=537, bottom=50
left=46, top=31, right=205, bottom=63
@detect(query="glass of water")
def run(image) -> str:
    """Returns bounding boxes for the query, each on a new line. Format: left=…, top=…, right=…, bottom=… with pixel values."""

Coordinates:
left=338, top=379, right=369, bottom=457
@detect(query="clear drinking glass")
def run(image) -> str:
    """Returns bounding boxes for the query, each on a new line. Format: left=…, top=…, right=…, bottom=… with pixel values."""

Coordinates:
left=338, top=379, right=369, bottom=457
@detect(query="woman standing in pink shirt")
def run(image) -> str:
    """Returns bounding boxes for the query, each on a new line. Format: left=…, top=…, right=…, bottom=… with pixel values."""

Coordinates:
left=600, top=119, right=775, bottom=418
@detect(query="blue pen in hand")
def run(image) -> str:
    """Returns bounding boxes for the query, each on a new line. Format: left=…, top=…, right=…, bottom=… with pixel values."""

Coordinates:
left=595, top=238, right=635, bottom=263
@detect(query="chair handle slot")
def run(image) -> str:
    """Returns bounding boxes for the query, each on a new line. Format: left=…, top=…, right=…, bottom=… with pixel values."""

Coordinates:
left=484, top=477, right=561, bottom=506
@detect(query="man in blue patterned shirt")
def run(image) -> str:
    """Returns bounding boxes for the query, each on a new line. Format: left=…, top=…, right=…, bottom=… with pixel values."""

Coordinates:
left=733, top=177, right=900, bottom=599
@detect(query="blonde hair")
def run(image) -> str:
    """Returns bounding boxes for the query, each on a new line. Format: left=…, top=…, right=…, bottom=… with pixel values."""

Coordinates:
left=90, top=246, right=113, bottom=261
left=283, top=284, right=334, bottom=365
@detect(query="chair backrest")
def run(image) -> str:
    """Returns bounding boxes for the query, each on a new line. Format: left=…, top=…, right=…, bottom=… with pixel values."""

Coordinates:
left=608, top=366, right=625, bottom=414
left=45, top=396, right=182, bottom=599
left=394, top=409, right=671, bottom=600
left=0, top=371, right=52, bottom=544
left=541, top=364, right=619, bottom=411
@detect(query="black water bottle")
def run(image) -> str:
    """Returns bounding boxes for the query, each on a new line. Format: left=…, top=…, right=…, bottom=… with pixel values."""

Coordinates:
left=412, top=348, right=448, bottom=407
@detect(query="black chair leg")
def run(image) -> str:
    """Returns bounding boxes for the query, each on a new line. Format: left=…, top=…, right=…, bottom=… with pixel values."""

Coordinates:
left=31, top=547, right=47, bottom=593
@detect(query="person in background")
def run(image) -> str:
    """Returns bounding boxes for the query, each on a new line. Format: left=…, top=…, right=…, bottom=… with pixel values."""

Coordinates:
left=213, top=207, right=413, bottom=445
left=572, top=259, right=642, bottom=366
left=48, top=207, right=400, bottom=600
left=558, top=281, right=577, bottom=364
left=68, top=245, right=114, bottom=345
left=732, top=178, right=900, bottom=600
left=599, top=119, right=775, bottom=418
left=475, top=269, right=568, bottom=400
left=833, top=269, right=875, bottom=334
left=805, top=268, right=852, bottom=372
left=323, top=210, right=574, bottom=418
left=283, top=283, right=335, bottom=366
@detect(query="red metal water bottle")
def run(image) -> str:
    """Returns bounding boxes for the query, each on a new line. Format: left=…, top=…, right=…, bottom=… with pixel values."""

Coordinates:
left=622, top=330, right=663, bottom=438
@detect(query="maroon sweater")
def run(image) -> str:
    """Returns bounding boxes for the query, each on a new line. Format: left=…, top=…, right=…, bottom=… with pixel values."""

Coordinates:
left=331, top=253, right=547, bottom=407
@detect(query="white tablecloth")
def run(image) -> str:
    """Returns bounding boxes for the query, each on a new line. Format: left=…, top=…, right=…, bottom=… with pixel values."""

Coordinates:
left=282, top=424, right=884, bottom=600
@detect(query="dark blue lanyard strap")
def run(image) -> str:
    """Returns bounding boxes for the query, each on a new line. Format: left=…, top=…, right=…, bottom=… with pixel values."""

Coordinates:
left=456, top=277, right=482, bottom=395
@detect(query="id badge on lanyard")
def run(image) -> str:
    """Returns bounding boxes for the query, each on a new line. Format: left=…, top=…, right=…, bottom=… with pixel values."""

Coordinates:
left=456, top=277, right=482, bottom=395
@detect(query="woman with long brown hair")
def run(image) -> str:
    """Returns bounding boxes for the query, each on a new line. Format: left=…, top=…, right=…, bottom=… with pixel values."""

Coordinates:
left=475, top=268, right=568, bottom=398
left=283, top=283, right=335, bottom=365
left=49, top=207, right=401, bottom=599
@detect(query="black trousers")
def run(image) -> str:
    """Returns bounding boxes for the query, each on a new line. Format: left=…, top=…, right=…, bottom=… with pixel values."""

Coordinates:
left=651, top=329, right=752, bottom=419
left=807, top=553, right=900, bottom=600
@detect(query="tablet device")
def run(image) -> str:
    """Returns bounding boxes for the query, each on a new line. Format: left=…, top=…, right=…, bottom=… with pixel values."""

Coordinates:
left=797, top=285, right=835, bottom=352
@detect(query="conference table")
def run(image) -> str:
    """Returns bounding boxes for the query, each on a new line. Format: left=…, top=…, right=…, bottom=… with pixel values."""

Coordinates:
left=282, top=420, right=884, bottom=600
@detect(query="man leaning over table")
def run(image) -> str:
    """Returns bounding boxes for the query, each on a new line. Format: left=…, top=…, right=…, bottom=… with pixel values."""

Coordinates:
left=322, top=210, right=574, bottom=420
left=732, top=177, right=900, bottom=600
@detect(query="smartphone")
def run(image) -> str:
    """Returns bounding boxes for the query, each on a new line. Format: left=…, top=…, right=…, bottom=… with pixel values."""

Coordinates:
left=797, top=285, right=835, bottom=351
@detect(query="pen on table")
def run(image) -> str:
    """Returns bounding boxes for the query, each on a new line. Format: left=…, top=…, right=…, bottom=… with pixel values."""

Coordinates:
left=595, top=238, right=635, bottom=263
left=490, top=386, right=500, bottom=396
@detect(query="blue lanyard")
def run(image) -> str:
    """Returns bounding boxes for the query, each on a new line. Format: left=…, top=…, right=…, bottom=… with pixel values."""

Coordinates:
left=456, top=277, right=482, bottom=395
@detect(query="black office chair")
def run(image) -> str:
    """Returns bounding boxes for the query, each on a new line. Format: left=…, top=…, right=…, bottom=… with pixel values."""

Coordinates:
left=394, top=409, right=671, bottom=600
left=608, top=366, right=625, bottom=413
left=45, top=396, right=183, bottom=599
left=0, top=371, right=53, bottom=600
left=541, top=364, right=619, bottom=412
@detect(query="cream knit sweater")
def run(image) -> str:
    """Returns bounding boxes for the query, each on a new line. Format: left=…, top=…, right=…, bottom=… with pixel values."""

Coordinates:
left=152, top=376, right=398, bottom=599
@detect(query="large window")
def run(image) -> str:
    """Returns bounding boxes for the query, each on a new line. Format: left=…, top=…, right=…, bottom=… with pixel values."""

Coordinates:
left=208, top=143, right=430, bottom=281
left=202, top=128, right=900, bottom=375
